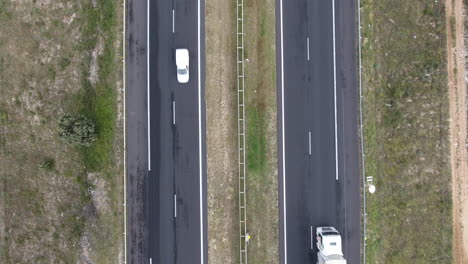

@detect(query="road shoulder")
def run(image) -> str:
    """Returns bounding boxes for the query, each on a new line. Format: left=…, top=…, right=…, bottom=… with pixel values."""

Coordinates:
left=446, top=0, right=468, bottom=262
left=125, top=0, right=149, bottom=262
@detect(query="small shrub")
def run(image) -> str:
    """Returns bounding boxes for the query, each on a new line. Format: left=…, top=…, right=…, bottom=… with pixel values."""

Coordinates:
left=48, top=65, right=56, bottom=81
left=38, top=158, right=55, bottom=170
left=58, top=114, right=97, bottom=147
left=58, top=57, right=71, bottom=70
left=0, top=109, right=8, bottom=124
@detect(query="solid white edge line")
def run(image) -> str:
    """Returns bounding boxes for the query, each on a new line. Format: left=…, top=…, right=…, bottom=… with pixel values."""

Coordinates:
left=173, top=101, right=176, bottom=125
left=307, top=37, right=310, bottom=61
left=147, top=0, right=151, bottom=171
left=280, top=0, right=287, bottom=262
left=308, top=131, right=311, bottom=155
left=172, top=9, right=175, bottom=33
left=123, top=0, right=127, bottom=261
left=174, top=194, right=177, bottom=218
left=198, top=0, right=204, bottom=262
left=332, top=0, right=338, bottom=181
left=357, top=1, right=367, bottom=262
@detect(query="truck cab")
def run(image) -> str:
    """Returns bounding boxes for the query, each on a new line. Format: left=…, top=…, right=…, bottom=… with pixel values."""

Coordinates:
left=314, top=226, right=347, bottom=264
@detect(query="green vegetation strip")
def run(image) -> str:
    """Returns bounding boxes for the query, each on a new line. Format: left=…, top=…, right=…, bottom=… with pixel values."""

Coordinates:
left=74, top=1, right=118, bottom=173
left=361, top=0, right=452, bottom=262
left=65, top=0, right=120, bottom=249
left=244, top=0, right=279, bottom=262
left=69, top=0, right=122, bottom=261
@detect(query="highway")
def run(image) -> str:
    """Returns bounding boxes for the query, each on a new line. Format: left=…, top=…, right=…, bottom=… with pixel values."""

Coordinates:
left=126, top=0, right=207, bottom=262
left=147, top=0, right=207, bottom=263
left=276, top=0, right=361, bottom=263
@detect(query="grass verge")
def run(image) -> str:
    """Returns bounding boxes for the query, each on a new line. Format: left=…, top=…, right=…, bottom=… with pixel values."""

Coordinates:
left=361, top=0, right=452, bottom=262
left=244, top=0, right=279, bottom=262
left=205, top=0, right=239, bottom=262
left=73, top=1, right=117, bottom=172
left=73, top=0, right=124, bottom=262
left=0, top=0, right=123, bottom=262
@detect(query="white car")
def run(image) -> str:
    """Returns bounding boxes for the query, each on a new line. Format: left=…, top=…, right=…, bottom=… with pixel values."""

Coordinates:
left=176, top=49, right=189, bottom=83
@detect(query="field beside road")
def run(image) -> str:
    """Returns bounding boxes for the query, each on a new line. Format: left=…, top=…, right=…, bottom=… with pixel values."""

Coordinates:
left=360, top=0, right=452, bottom=263
left=0, top=0, right=123, bottom=262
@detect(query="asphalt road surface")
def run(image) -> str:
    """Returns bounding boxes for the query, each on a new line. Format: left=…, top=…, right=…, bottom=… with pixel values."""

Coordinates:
left=147, top=0, right=207, bottom=263
left=276, top=0, right=361, bottom=263
left=126, top=0, right=207, bottom=262
left=126, top=0, right=150, bottom=262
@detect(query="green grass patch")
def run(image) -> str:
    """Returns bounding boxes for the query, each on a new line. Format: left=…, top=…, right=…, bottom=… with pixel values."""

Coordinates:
left=72, top=0, right=117, bottom=173
left=244, top=0, right=279, bottom=262
left=361, top=0, right=452, bottom=263
left=0, top=0, right=11, bottom=19
left=246, top=107, right=267, bottom=174
left=64, top=0, right=121, bottom=259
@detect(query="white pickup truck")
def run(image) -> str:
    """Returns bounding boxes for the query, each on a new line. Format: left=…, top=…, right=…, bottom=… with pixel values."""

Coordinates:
left=312, top=226, right=347, bottom=264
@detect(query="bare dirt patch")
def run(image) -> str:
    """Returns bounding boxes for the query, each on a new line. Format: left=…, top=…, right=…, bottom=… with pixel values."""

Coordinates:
left=205, top=0, right=239, bottom=263
left=446, top=0, right=468, bottom=263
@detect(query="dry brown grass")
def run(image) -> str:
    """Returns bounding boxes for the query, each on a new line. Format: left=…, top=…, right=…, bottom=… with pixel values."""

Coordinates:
left=361, top=0, right=452, bottom=263
left=0, top=0, right=123, bottom=263
left=446, top=0, right=468, bottom=263
left=205, top=0, right=239, bottom=263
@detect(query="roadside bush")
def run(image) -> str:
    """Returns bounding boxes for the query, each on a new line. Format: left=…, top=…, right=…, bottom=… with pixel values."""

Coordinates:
left=38, top=158, right=55, bottom=170
left=58, top=114, right=97, bottom=147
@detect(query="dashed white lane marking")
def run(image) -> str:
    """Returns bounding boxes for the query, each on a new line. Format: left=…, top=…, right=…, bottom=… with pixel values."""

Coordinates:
left=174, top=194, right=177, bottom=218
left=173, top=101, right=176, bottom=125
left=307, top=37, right=310, bottom=61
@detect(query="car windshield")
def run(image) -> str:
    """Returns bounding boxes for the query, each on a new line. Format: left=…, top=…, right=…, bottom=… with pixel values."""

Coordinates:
left=178, top=68, right=187, bottom=75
